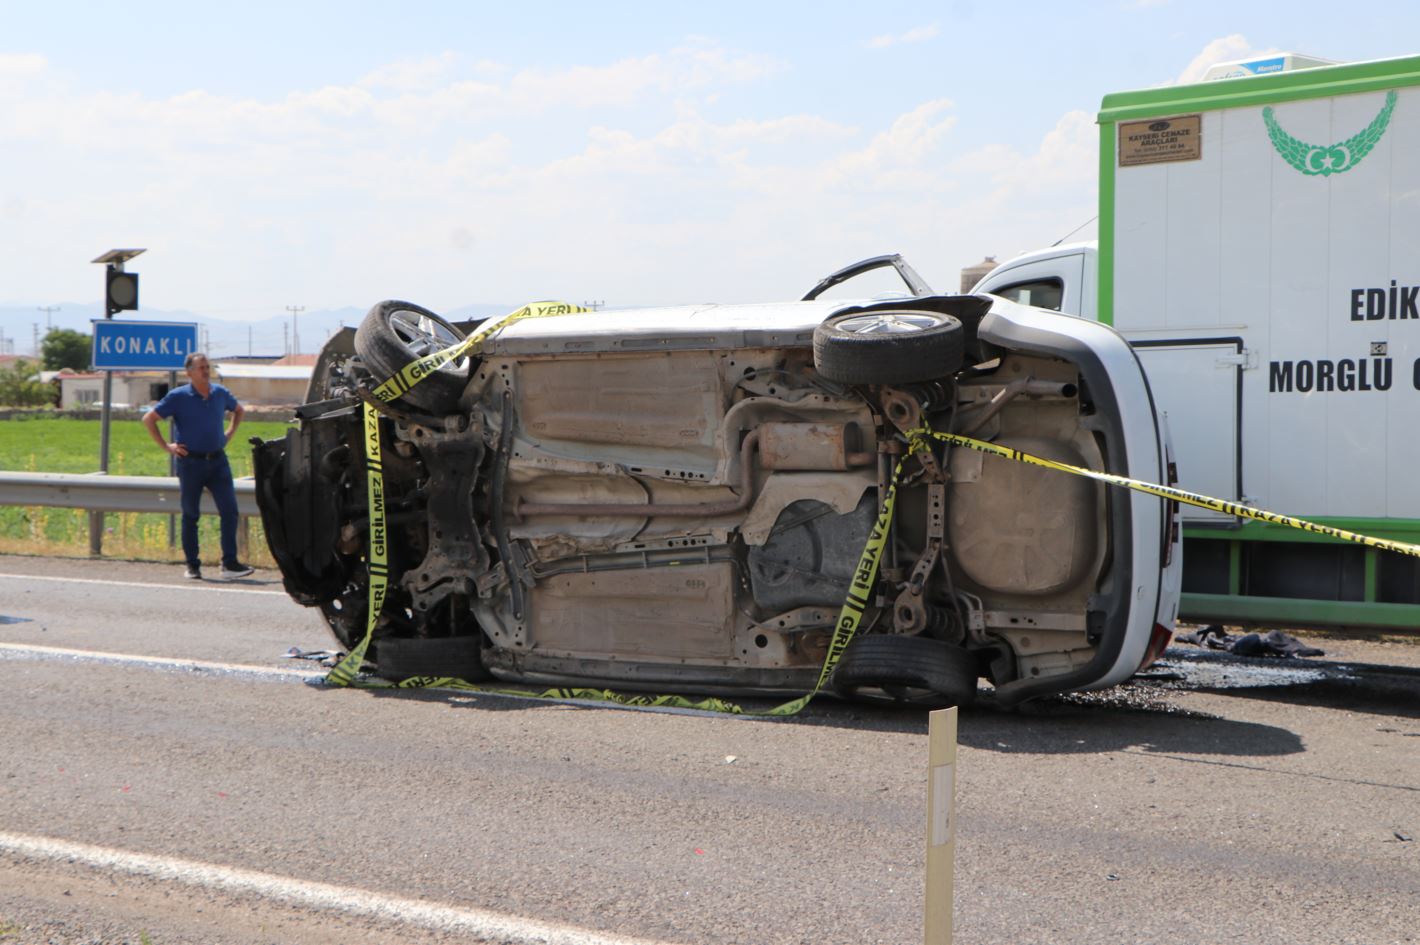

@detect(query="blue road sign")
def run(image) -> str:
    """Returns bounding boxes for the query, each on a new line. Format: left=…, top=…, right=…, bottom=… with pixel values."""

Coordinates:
left=91, top=320, right=199, bottom=371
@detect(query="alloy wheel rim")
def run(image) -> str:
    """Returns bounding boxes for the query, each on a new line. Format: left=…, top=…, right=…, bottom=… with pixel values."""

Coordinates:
left=389, top=309, right=467, bottom=368
left=834, top=312, right=944, bottom=335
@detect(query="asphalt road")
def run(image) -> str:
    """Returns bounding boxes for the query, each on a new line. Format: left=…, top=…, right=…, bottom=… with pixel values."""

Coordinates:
left=0, top=553, right=1417, bottom=945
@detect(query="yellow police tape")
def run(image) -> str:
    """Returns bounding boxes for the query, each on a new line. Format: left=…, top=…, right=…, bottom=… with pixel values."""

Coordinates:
left=909, top=428, right=1420, bottom=560
left=327, top=301, right=1420, bottom=713
left=371, top=300, right=590, bottom=406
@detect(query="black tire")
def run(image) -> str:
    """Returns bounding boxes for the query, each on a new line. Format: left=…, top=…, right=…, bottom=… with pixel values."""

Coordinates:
left=375, top=634, right=492, bottom=682
left=831, top=634, right=978, bottom=707
left=354, top=300, right=470, bottom=414
left=813, top=309, right=964, bottom=385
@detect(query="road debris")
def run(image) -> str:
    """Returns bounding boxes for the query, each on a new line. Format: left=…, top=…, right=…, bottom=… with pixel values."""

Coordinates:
left=1176, top=626, right=1324, bottom=658
left=283, top=646, right=344, bottom=666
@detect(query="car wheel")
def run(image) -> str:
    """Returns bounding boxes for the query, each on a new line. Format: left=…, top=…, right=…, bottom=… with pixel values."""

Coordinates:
left=813, top=309, right=964, bottom=384
left=375, top=634, right=492, bottom=682
left=354, top=300, right=470, bottom=414
left=831, top=634, right=978, bottom=707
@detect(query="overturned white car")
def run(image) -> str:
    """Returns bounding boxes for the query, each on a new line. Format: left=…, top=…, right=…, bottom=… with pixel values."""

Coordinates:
left=254, top=257, right=1181, bottom=708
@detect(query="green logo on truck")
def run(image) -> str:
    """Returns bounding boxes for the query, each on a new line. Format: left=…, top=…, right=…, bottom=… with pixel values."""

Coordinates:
left=1263, top=90, right=1396, bottom=176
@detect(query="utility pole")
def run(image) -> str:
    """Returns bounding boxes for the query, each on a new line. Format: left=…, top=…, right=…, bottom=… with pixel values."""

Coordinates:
left=286, top=305, right=305, bottom=356
left=282, top=322, right=289, bottom=356
left=34, top=307, right=56, bottom=358
left=90, top=248, right=146, bottom=556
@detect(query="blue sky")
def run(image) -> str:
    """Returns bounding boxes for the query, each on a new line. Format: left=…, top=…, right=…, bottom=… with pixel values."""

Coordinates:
left=2, top=0, right=1417, bottom=322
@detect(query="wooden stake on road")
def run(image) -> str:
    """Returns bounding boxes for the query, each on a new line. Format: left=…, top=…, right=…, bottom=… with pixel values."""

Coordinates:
left=924, top=706, right=957, bottom=945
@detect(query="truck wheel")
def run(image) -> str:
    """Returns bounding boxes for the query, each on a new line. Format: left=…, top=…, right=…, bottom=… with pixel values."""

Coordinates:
left=813, top=309, right=964, bottom=384
left=831, top=634, right=978, bottom=707
left=354, top=300, right=470, bottom=414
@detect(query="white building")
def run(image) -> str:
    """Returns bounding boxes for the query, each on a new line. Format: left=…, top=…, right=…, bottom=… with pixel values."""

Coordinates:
left=56, top=356, right=316, bottom=410
left=211, top=361, right=313, bottom=406
left=58, top=370, right=171, bottom=410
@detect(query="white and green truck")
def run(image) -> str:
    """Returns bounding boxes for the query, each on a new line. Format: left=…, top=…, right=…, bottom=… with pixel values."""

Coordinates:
left=974, top=54, right=1420, bottom=630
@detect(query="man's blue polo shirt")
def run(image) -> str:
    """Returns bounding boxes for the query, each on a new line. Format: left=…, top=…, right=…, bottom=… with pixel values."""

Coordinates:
left=153, top=383, right=239, bottom=453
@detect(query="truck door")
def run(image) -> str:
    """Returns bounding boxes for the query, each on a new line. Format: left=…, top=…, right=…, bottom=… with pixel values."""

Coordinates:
left=1130, top=338, right=1244, bottom=524
left=974, top=250, right=1088, bottom=316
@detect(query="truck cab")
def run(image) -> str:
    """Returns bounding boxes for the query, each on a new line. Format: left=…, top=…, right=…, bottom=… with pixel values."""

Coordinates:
left=973, top=243, right=1097, bottom=319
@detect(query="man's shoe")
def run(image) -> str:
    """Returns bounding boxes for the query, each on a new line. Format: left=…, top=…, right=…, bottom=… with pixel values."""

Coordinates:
left=220, top=561, right=255, bottom=579
left=183, top=564, right=202, bottom=580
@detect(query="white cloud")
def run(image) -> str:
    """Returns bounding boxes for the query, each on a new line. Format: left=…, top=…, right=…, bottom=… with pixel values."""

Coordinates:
left=0, top=41, right=796, bottom=310
left=987, top=109, right=1096, bottom=192
left=0, top=40, right=1098, bottom=316
left=825, top=99, right=957, bottom=186
left=932, top=109, right=1098, bottom=257
left=292, top=84, right=378, bottom=117
left=1173, top=35, right=1281, bottom=85
left=506, top=43, right=782, bottom=110
left=0, top=53, right=46, bottom=77
left=867, top=24, right=940, bottom=49
left=359, top=53, right=462, bottom=92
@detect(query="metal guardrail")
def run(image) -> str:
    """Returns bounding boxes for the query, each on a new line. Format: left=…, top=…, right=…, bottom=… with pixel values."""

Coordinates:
left=0, top=471, right=259, bottom=516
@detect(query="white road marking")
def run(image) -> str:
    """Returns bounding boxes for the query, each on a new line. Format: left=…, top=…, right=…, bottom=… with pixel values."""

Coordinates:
left=0, top=642, right=324, bottom=679
left=0, top=641, right=775, bottom=719
left=0, top=571, right=287, bottom=596
left=0, top=829, right=677, bottom=945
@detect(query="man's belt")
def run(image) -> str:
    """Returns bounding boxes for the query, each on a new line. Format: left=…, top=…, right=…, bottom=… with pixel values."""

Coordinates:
left=183, top=449, right=226, bottom=460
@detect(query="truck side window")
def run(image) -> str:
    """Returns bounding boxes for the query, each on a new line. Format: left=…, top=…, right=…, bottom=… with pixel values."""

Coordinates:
left=994, top=278, right=1064, bottom=311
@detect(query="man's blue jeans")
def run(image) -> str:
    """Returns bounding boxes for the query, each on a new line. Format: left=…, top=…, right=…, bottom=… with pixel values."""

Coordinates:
left=176, top=453, right=240, bottom=568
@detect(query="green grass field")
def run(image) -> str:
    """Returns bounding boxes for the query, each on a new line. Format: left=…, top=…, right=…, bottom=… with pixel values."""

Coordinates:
left=0, top=415, right=293, bottom=565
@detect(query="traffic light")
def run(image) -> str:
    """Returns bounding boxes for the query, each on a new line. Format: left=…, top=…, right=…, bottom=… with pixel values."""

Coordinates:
left=106, top=267, right=139, bottom=315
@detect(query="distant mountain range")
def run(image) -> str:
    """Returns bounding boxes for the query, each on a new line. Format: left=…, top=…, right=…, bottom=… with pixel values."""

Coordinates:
left=0, top=301, right=516, bottom=360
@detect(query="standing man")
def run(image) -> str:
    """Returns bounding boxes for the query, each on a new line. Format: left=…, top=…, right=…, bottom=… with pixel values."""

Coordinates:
left=141, top=352, right=254, bottom=580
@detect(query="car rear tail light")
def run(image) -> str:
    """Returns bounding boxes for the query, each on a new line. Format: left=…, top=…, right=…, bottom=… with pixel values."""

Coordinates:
left=1137, top=622, right=1173, bottom=672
